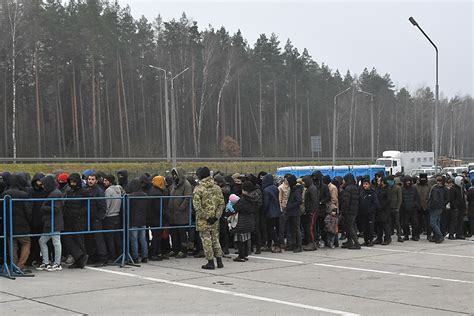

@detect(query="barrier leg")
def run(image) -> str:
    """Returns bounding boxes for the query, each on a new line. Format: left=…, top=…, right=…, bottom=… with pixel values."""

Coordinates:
left=0, top=197, right=14, bottom=279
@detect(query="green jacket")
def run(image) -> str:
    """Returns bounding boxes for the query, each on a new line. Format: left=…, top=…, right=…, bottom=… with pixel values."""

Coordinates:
left=387, top=184, right=402, bottom=210
left=193, top=176, right=225, bottom=232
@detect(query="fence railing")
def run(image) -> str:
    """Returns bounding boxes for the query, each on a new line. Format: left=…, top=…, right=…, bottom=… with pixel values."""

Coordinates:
left=0, top=194, right=194, bottom=280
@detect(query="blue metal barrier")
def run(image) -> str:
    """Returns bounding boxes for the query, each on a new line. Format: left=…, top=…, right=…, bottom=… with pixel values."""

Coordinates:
left=3, top=193, right=195, bottom=279
left=0, top=196, right=14, bottom=279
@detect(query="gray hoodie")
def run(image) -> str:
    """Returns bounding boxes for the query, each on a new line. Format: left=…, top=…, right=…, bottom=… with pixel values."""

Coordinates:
left=105, top=185, right=124, bottom=217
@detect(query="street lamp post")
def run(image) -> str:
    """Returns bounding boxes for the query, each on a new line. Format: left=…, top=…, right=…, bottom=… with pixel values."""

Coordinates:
left=333, top=87, right=352, bottom=166
left=149, top=65, right=171, bottom=163
left=409, top=16, right=439, bottom=171
left=170, top=67, right=189, bottom=169
left=358, top=89, right=375, bottom=162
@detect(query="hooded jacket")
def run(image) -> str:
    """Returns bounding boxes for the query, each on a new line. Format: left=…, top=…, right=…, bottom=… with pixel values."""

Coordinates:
left=147, top=176, right=169, bottom=227
left=40, top=175, right=64, bottom=233
left=30, top=172, right=46, bottom=228
left=87, top=182, right=107, bottom=221
left=376, top=185, right=391, bottom=222
left=63, top=173, right=89, bottom=223
left=359, top=187, right=379, bottom=216
left=262, top=174, right=280, bottom=218
left=233, top=190, right=259, bottom=233
left=128, top=179, right=149, bottom=227
left=193, top=176, right=225, bottom=231
left=340, top=174, right=360, bottom=217
left=2, top=174, right=32, bottom=234
left=401, top=183, right=420, bottom=212
left=169, top=168, right=193, bottom=225
left=448, top=183, right=466, bottom=213
left=387, top=181, right=403, bottom=210
left=285, top=175, right=303, bottom=217
left=303, top=176, right=319, bottom=214
left=467, top=186, right=474, bottom=217
left=105, top=184, right=124, bottom=217
left=117, top=170, right=129, bottom=188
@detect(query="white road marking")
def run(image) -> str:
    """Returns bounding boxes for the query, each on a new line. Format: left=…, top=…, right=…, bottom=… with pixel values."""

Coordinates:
left=247, top=255, right=304, bottom=264
left=86, top=267, right=359, bottom=316
left=312, top=263, right=474, bottom=284
left=366, top=247, right=474, bottom=259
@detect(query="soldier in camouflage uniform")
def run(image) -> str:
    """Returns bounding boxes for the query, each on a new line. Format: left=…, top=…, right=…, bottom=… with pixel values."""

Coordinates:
left=193, top=167, right=225, bottom=269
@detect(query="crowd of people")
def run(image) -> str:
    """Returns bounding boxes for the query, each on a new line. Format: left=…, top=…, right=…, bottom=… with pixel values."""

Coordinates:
left=1, top=167, right=473, bottom=274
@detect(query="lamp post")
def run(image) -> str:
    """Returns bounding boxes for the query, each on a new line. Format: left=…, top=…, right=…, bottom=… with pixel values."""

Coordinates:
left=358, top=89, right=375, bottom=162
left=170, top=67, right=189, bottom=169
left=333, top=87, right=352, bottom=166
left=149, top=65, right=170, bottom=163
left=409, top=16, right=439, bottom=171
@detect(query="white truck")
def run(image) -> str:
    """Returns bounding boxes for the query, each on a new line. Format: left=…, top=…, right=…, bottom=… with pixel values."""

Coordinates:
left=376, top=150, right=434, bottom=175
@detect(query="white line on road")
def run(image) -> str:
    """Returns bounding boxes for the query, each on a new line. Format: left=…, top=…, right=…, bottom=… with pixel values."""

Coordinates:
left=312, top=263, right=474, bottom=284
left=247, top=255, right=304, bottom=264
left=86, top=267, right=359, bottom=316
left=366, top=247, right=474, bottom=259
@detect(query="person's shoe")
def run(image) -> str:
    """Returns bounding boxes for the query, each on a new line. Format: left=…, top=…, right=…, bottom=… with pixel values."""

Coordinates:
left=193, top=251, right=204, bottom=258
left=427, top=236, right=434, bottom=242
left=412, top=236, right=420, bottom=241
left=435, top=238, right=444, bottom=244
left=243, top=257, right=249, bottom=261
left=293, top=246, right=302, bottom=253
left=329, top=244, right=336, bottom=249
left=201, top=259, right=215, bottom=270
left=22, top=268, right=33, bottom=274
left=68, top=262, right=81, bottom=269
left=255, top=247, right=261, bottom=254
left=223, top=249, right=230, bottom=255
left=261, top=246, right=271, bottom=252
left=216, top=257, right=224, bottom=268
left=36, top=263, right=50, bottom=271
left=341, top=242, right=353, bottom=249
left=176, top=251, right=187, bottom=259
left=403, top=236, right=410, bottom=241
left=373, top=239, right=382, bottom=245
left=94, top=261, right=108, bottom=267
left=342, top=241, right=351, bottom=246
left=233, top=257, right=245, bottom=262
left=141, top=257, right=148, bottom=263
left=303, top=243, right=317, bottom=251
left=348, top=244, right=361, bottom=250
left=271, top=246, right=282, bottom=253
left=47, top=264, right=62, bottom=271
left=79, top=255, right=89, bottom=268
left=151, top=255, right=163, bottom=261
left=456, top=235, right=466, bottom=240
left=168, top=251, right=178, bottom=257
left=397, top=236, right=404, bottom=243
left=366, top=241, right=374, bottom=247
left=65, top=255, right=75, bottom=265
left=448, top=234, right=456, bottom=240
left=382, top=239, right=391, bottom=246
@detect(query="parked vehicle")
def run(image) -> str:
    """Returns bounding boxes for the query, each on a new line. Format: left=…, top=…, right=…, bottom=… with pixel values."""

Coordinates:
left=441, top=166, right=468, bottom=177
left=376, top=150, right=434, bottom=175
left=410, top=168, right=437, bottom=179
left=468, top=163, right=474, bottom=173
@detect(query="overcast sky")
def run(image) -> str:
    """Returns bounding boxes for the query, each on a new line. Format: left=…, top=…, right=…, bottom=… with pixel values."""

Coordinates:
left=116, top=0, right=473, bottom=98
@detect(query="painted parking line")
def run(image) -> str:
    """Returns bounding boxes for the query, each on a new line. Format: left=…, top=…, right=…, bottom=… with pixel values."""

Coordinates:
left=247, top=255, right=304, bottom=264
left=366, top=247, right=474, bottom=259
left=312, top=263, right=474, bottom=284
left=86, top=267, right=359, bottom=316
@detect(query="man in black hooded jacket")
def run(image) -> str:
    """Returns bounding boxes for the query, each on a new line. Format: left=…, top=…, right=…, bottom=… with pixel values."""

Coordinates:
left=62, top=173, right=89, bottom=269
left=340, top=173, right=361, bottom=249
left=27, top=173, right=46, bottom=265
left=285, top=175, right=303, bottom=252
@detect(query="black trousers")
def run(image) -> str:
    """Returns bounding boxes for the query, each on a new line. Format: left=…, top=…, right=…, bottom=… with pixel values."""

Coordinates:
left=236, top=240, right=249, bottom=258
left=358, top=213, right=375, bottom=243
left=92, top=219, right=108, bottom=261
left=170, top=226, right=187, bottom=252
left=402, top=209, right=419, bottom=238
left=266, top=217, right=280, bottom=247
left=448, top=209, right=465, bottom=237
left=376, top=221, right=391, bottom=242
left=389, top=209, right=402, bottom=238
left=62, top=220, right=87, bottom=261
left=219, top=216, right=229, bottom=252
left=301, top=212, right=317, bottom=245
left=251, top=213, right=262, bottom=250
left=103, top=216, right=121, bottom=260
left=150, top=228, right=164, bottom=256
left=344, top=214, right=359, bottom=245
left=287, top=215, right=301, bottom=248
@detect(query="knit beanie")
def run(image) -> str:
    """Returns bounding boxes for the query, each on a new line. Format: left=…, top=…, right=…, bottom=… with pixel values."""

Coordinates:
left=242, top=180, right=255, bottom=192
left=152, top=176, right=166, bottom=190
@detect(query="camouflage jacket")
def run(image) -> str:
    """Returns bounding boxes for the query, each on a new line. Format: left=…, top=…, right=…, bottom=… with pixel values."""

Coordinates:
left=193, top=176, right=225, bottom=231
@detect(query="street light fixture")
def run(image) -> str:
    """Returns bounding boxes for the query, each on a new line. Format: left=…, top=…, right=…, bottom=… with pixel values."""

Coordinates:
left=149, top=65, right=171, bottom=163
left=332, top=87, right=352, bottom=166
left=409, top=16, right=439, bottom=171
left=358, top=89, right=375, bottom=162
left=170, top=67, right=189, bottom=169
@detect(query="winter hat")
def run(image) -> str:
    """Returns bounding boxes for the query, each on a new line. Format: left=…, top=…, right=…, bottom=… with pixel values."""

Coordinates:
left=214, top=175, right=226, bottom=186
left=83, top=169, right=95, bottom=179
left=57, top=173, right=69, bottom=184
left=104, top=174, right=116, bottom=185
left=152, top=176, right=166, bottom=190
left=229, top=194, right=240, bottom=204
left=232, top=173, right=242, bottom=185
left=242, top=180, right=255, bottom=192
left=197, top=167, right=211, bottom=180
left=454, top=176, right=463, bottom=188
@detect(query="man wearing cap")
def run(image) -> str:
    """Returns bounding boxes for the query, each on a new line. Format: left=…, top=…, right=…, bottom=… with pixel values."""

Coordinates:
left=193, top=167, right=225, bottom=269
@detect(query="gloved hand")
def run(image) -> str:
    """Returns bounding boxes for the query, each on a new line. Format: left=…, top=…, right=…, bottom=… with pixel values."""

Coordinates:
left=207, top=216, right=218, bottom=225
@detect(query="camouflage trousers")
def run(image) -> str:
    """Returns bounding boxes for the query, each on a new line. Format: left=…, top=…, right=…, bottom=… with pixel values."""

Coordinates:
left=200, top=227, right=223, bottom=260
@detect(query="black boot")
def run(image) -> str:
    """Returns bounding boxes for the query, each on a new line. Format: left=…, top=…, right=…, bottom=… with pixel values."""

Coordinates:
left=216, top=257, right=224, bottom=268
left=201, top=259, right=215, bottom=270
